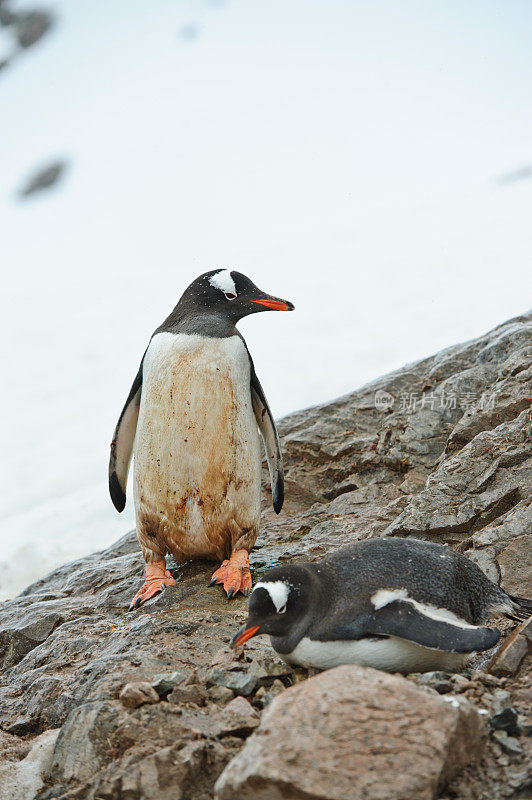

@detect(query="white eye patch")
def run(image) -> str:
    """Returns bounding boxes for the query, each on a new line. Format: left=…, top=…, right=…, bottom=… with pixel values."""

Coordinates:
left=254, top=581, right=289, bottom=613
left=209, top=269, right=237, bottom=296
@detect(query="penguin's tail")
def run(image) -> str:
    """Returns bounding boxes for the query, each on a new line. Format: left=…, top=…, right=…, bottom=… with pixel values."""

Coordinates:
left=507, top=594, right=532, bottom=622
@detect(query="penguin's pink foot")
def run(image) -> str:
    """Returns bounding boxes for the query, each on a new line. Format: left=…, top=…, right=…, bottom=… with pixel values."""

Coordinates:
left=128, top=561, right=177, bottom=611
left=209, top=549, right=252, bottom=599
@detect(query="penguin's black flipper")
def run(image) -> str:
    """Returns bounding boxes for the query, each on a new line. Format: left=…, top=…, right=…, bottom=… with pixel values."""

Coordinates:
left=366, top=602, right=501, bottom=653
left=327, top=601, right=501, bottom=654
left=109, top=357, right=144, bottom=512
left=247, top=356, right=284, bottom=514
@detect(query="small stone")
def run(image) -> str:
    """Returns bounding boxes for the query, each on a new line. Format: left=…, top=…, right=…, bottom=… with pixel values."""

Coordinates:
left=490, top=689, right=511, bottom=715
left=262, top=659, right=294, bottom=679
left=217, top=697, right=261, bottom=736
left=489, top=634, right=528, bottom=677
left=508, top=767, right=531, bottom=790
left=119, top=681, right=159, bottom=709
left=179, top=696, right=260, bottom=738
left=248, top=660, right=268, bottom=682
left=208, top=668, right=258, bottom=697
left=254, top=679, right=285, bottom=708
left=220, top=697, right=260, bottom=736
left=184, top=669, right=200, bottom=685
left=490, top=707, right=520, bottom=736
left=492, top=730, right=524, bottom=757
left=151, top=670, right=189, bottom=696
left=209, top=685, right=235, bottom=706
left=450, top=674, right=470, bottom=693
left=290, top=669, right=309, bottom=685
left=471, top=670, right=505, bottom=687
left=168, top=684, right=208, bottom=706
left=416, top=671, right=453, bottom=694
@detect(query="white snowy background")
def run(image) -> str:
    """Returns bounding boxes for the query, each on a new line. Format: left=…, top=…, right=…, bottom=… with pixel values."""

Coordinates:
left=1, top=0, right=531, bottom=599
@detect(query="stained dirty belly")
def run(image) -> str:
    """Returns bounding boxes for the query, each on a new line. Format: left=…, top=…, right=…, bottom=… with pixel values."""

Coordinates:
left=133, top=332, right=262, bottom=560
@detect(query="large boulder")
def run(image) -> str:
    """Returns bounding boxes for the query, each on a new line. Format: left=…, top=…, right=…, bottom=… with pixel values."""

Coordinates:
left=215, top=665, right=486, bottom=800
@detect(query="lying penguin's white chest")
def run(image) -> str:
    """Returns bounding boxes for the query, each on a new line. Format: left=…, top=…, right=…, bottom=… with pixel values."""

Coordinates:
left=281, top=636, right=466, bottom=674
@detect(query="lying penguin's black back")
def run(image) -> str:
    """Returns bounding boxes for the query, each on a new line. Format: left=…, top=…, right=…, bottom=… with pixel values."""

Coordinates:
left=318, top=537, right=511, bottom=625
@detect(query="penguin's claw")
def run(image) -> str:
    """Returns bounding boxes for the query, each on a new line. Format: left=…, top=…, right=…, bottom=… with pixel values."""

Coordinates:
left=209, top=550, right=252, bottom=599
left=128, top=563, right=177, bottom=611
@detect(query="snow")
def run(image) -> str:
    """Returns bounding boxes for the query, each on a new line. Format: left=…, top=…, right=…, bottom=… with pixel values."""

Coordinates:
left=1, top=0, right=531, bottom=600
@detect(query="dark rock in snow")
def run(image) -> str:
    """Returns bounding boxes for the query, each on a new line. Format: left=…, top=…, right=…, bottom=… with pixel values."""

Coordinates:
left=14, top=9, right=53, bottom=48
left=18, top=158, right=68, bottom=198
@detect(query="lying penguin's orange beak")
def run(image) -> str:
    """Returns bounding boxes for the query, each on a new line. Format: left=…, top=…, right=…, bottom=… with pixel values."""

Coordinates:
left=231, top=624, right=261, bottom=647
left=251, top=298, right=294, bottom=311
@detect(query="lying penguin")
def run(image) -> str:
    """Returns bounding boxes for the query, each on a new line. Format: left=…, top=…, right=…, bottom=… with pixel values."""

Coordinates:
left=232, top=538, right=532, bottom=673
left=109, top=269, right=294, bottom=610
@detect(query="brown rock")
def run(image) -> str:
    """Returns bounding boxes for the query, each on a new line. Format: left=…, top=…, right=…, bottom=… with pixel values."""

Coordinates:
left=209, top=685, right=235, bottom=706
left=86, top=739, right=234, bottom=800
left=217, top=697, right=261, bottom=736
left=168, top=683, right=208, bottom=706
left=498, top=535, right=532, bottom=597
left=0, top=729, right=59, bottom=800
left=119, top=681, right=160, bottom=709
left=215, top=666, right=485, bottom=800
left=180, top=696, right=260, bottom=739
left=51, top=701, right=128, bottom=783
left=489, top=624, right=530, bottom=677
left=0, top=729, right=31, bottom=762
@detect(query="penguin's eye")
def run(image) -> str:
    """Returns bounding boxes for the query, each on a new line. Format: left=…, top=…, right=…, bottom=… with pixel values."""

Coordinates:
left=224, top=292, right=237, bottom=301
left=278, top=604, right=287, bottom=614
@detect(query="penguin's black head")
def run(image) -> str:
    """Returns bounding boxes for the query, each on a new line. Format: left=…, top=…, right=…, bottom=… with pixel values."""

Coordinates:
left=181, top=269, right=294, bottom=322
left=231, top=566, right=314, bottom=647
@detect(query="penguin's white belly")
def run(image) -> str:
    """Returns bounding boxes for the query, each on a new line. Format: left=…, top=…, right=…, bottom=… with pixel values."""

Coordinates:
left=279, top=636, right=467, bottom=674
left=133, top=332, right=261, bottom=560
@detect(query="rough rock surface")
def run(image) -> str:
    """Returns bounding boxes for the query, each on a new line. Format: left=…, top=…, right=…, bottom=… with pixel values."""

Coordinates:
left=0, top=729, right=59, bottom=800
left=0, top=312, right=531, bottom=799
left=215, top=665, right=485, bottom=800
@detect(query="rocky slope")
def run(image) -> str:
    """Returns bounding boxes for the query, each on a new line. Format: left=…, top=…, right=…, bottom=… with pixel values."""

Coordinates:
left=0, top=312, right=531, bottom=800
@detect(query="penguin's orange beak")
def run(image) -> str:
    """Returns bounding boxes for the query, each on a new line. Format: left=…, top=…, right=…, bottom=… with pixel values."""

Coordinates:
left=251, top=298, right=294, bottom=311
left=231, top=624, right=261, bottom=647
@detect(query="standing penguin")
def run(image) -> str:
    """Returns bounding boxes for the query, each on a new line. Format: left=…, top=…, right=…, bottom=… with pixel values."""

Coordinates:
left=232, top=538, right=532, bottom=673
left=109, top=269, right=294, bottom=610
